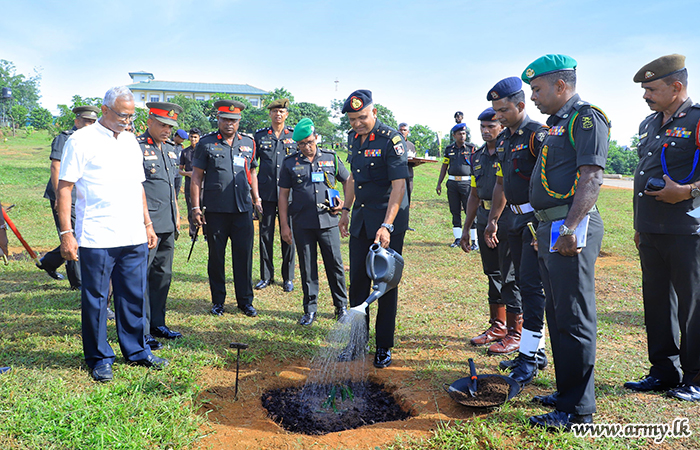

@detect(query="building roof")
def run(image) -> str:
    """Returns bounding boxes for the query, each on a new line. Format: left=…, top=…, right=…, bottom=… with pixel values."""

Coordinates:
left=125, top=80, right=269, bottom=96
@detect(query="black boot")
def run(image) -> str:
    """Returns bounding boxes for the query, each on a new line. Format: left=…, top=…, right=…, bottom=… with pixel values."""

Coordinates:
left=500, top=348, right=548, bottom=371
left=509, top=353, right=538, bottom=386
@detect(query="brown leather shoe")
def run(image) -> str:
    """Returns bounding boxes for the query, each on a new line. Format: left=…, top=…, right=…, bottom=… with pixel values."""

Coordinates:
left=470, top=304, right=507, bottom=346
left=487, top=312, right=522, bottom=355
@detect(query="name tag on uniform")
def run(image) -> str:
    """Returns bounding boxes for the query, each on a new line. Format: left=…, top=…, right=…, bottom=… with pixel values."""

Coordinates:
left=144, top=155, right=158, bottom=160
left=233, top=156, right=245, bottom=167
left=311, top=172, right=324, bottom=183
left=168, top=152, right=177, bottom=159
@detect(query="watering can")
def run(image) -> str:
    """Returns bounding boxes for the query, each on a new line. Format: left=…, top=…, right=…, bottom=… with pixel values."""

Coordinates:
left=350, top=243, right=404, bottom=314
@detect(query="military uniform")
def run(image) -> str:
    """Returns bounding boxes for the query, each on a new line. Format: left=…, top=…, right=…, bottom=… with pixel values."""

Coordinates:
left=443, top=141, right=476, bottom=228
left=40, top=127, right=81, bottom=288
left=173, top=142, right=183, bottom=200
left=471, top=144, right=519, bottom=312
left=347, top=120, right=410, bottom=348
left=254, top=125, right=297, bottom=284
left=633, top=97, right=700, bottom=387
left=495, top=116, right=547, bottom=345
left=531, top=93, right=609, bottom=415
left=193, top=130, right=257, bottom=309
left=279, top=147, right=349, bottom=314
left=138, top=129, right=179, bottom=332
left=180, top=144, right=197, bottom=237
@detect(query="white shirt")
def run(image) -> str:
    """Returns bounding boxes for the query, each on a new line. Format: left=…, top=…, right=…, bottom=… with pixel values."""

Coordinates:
left=59, top=120, right=147, bottom=248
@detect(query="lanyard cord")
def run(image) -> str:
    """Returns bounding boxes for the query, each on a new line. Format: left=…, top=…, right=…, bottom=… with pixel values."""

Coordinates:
left=660, top=143, right=700, bottom=184
left=540, top=144, right=579, bottom=199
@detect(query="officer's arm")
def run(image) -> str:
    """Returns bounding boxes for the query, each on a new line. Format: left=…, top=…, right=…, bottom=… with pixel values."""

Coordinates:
left=57, top=180, right=78, bottom=261
left=462, top=187, right=480, bottom=236
left=487, top=176, right=506, bottom=225
left=278, top=188, right=293, bottom=244
left=142, top=186, right=157, bottom=249
left=339, top=174, right=355, bottom=238
left=436, top=162, right=448, bottom=195
left=383, top=178, right=405, bottom=226
left=50, top=159, right=61, bottom=197
left=249, top=168, right=263, bottom=213
left=563, top=164, right=603, bottom=230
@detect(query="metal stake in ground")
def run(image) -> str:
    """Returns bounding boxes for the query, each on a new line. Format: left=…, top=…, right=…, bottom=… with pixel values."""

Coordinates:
left=229, top=342, right=248, bottom=399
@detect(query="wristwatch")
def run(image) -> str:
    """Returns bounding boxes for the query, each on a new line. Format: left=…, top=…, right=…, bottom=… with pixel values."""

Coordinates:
left=690, top=185, right=700, bottom=199
left=380, top=223, right=394, bottom=233
left=559, top=223, right=576, bottom=236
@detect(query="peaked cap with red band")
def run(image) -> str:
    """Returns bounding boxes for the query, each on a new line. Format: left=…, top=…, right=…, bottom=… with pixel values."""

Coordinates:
left=146, top=101, right=183, bottom=127
left=214, top=100, right=246, bottom=119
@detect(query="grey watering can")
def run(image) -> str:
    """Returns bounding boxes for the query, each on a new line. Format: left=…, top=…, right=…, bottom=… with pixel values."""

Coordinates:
left=350, top=243, right=404, bottom=314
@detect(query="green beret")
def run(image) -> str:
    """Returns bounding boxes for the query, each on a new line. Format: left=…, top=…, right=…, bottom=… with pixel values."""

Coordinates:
left=634, top=54, right=686, bottom=83
left=292, top=118, right=315, bottom=141
left=267, top=98, right=290, bottom=110
left=522, top=54, right=577, bottom=85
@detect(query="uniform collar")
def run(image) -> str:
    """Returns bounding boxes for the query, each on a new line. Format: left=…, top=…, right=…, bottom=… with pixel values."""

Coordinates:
left=504, top=115, right=532, bottom=138
left=549, top=93, right=581, bottom=124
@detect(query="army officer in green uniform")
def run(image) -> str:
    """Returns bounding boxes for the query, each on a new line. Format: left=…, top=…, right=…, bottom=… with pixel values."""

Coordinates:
left=278, top=118, right=349, bottom=326
left=190, top=100, right=262, bottom=318
left=138, top=102, right=183, bottom=349
left=524, top=54, right=609, bottom=430
left=338, top=89, right=410, bottom=369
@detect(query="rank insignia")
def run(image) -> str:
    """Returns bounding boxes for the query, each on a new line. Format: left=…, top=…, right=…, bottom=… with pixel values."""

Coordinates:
left=144, top=150, right=149, bottom=156
left=365, top=149, right=381, bottom=157
left=645, top=70, right=655, bottom=80
left=350, top=96, right=363, bottom=111
left=666, top=127, right=692, bottom=138
left=394, top=143, right=404, bottom=155
left=217, top=134, right=222, bottom=139
left=474, top=165, right=482, bottom=171
left=548, top=126, right=566, bottom=136
left=147, top=138, right=153, bottom=145
left=150, top=168, right=157, bottom=174
left=639, top=132, right=648, bottom=140
left=581, top=115, right=594, bottom=130
left=392, top=135, right=401, bottom=144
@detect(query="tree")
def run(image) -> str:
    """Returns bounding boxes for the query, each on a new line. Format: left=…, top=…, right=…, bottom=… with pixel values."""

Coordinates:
left=29, top=106, right=53, bottom=130
left=54, top=95, right=102, bottom=132
left=9, top=104, right=28, bottom=128
left=292, top=102, right=338, bottom=144
left=330, top=99, right=398, bottom=137
left=375, top=104, right=397, bottom=129
left=169, top=95, right=212, bottom=134
left=605, top=139, right=639, bottom=175
left=409, top=124, right=441, bottom=157
left=0, top=60, right=41, bottom=110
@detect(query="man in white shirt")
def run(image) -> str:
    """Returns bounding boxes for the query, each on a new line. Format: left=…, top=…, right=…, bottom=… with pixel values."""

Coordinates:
left=57, top=86, right=168, bottom=382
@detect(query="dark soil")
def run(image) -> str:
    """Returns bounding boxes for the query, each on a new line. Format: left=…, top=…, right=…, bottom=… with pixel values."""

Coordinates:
left=261, top=381, right=411, bottom=435
left=449, top=376, right=511, bottom=408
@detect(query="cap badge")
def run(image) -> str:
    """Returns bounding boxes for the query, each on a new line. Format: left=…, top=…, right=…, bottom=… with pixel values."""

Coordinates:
left=230, top=105, right=236, bottom=111
left=645, top=70, right=655, bottom=79
left=168, top=110, right=175, bottom=117
left=526, top=68, right=535, bottom=78
left=490, top=91, right=499, bottom=100
left=350, top=96, right=363, bottom=111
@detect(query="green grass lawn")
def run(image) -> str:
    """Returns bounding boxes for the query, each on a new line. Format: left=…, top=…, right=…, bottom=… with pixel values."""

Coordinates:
left=0, top=130, right=697, bottom=449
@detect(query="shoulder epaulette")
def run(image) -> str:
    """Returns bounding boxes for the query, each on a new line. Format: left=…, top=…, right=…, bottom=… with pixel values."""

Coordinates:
left=203, top=131, right=218, bottom=138
left=240, top=132, right=254, bottom=140
left=320, top=148, right=336, bottom=155
left=165, top=138, right=175, bottom=145
left=61, top=129, right=74, bottom=136
left=136, top=135, right=146, bottom=142
left=255, top=127, right=269, bottom=134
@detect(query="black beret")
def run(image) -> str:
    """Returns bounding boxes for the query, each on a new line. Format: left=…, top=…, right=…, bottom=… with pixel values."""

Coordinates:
left=478, top=107, right=497, bottom=122
left=342, top=89, right=372, bottom=113
left=487, top=77, right=522, bottom=101
left=634, top=54, right=686, bottom=83
left=454, top=111, right=464, bottom=118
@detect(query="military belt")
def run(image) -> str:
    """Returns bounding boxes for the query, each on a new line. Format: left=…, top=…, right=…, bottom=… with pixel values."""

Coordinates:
left=447, top=175, right=471, bottom=181
left=510, top=202, right=534, bottom=215
left=480, top=200, right=492, bottom=210
left=534, top=204, right=598, bottom=223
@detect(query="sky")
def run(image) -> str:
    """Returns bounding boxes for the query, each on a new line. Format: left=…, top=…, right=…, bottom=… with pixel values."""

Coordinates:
left=2, top=0, right=700, bottom=147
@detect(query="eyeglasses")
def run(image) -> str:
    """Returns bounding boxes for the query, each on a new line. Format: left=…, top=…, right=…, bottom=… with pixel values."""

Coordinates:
left=108, top=105, right=135, bottom=121
left=297, top=141, right=315, bottom=148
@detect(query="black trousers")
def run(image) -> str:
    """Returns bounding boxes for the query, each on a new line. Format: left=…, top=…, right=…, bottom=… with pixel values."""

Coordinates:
left=639, top=232, right=700, bottom=385
left=447, top=180, right=470, bottom=228
left=538, top=211, right=604, bottom=415
left=259, top=200, right=295, bottom=282
left=508, top=211, right=545, bottom=328
left=477, top=206, right=520, bottom=312
left=206, top=212, right=254, bottom=307
left=174, top=175, right=182, bottom=201
left=41, top=199, right=81, bottom=288
left=349, top=228, right=405, bottom=348
left=184, top=179, right=195, bottom=238
left=293, top=226, right=347, bottom=313
left=145, top=231, right=175, bottom=330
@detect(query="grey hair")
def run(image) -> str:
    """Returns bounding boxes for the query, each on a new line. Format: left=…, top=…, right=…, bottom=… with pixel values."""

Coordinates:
left=103, top=86, right=134, bottom=108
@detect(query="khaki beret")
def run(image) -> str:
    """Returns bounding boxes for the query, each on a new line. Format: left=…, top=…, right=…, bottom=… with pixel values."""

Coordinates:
left=267, top=98, right=290, bottom=110
left=634, top=54, right=686, bottom=83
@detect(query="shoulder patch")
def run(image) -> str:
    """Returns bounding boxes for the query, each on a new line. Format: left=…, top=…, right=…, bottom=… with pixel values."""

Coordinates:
left=391, top=135, right=401, bottom=144
left=535, top=130, right=547, bottom=142
left=580, top=115, right=594, bottom=130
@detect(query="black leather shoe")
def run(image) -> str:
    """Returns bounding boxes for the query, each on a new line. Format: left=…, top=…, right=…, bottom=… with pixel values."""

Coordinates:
left=36, top=262, right=64, bottom=280
left=667, top=384, right=700, bottom=402
left=254, top=279, right=272, bottom=290
left=509, top=353, right=538, bottom=386
left=145, top=334, right=163, bottom=351
left=450, top=238, right=460, bottom=248
left=70, top=284, right=81, bottom=291
left=129, top=354, right=169, bottom=370
left=91, top=363, right=113, bottom=382
left=529, top=410, right=593, bottom=431
left=239, top=304, right=258, bottom=317
left=374, top=348, right=392, bottom=368
left=283, top=280, right=294, bottom=292
left=211, top=304, right=225, bottom=316
left=624, top=375, right=679, bottom=392
left=151, top=325, right=182, bottom=340
left=500, top=349, right=548, bottom=371
left=532, top=391, right=559, bottom=408
left=335, top=306, right=348, bottom=322
left=298, top=312, right=315, bottom=326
